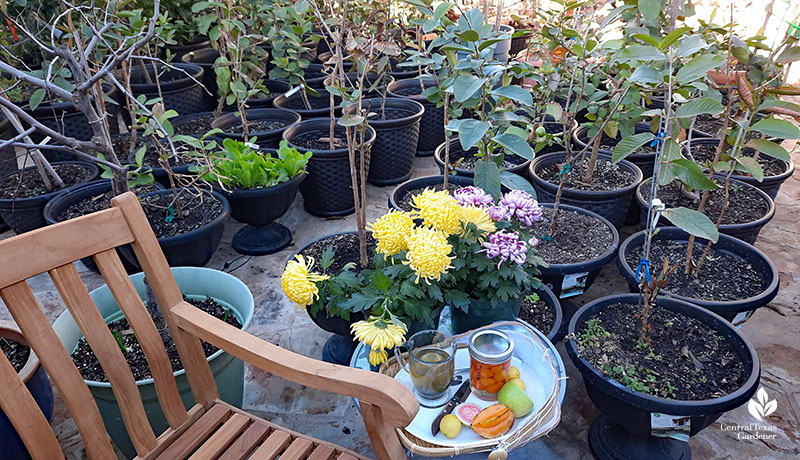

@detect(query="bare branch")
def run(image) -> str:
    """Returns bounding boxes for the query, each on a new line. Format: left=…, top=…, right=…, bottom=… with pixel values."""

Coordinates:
left=0, top=61, right=74, bottom=101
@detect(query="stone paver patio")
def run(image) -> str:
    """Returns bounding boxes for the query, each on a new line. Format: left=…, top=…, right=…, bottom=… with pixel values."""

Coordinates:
left=1, top=149, right=798, bottom=459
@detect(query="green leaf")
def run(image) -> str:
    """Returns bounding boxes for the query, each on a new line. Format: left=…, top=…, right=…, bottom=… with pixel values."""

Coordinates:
left=493, top=133, right=533, bottom=160
left=758, top=99, right=800, bottom=114
left=751, top=118, right=800, bottom=139
left=601, top=5, right=634, bottom=29
left=732, top=46, right=750, bottom=65
left=339, top=292, right=381, bottom=312
left=675, top=97, right=724, bottom=118
left=618, top=45, right=666, bottom=62
left=337, top=113, right=364, bottom=127
left=675, top=35, right=710, bottom=58
left=676, top=54, right=725, bottom=83
left=658, top=27, right=691, bottom=50
left=735, top=156, right=764, bottom=182
left=612, top=133, right=654, bottom=164
left=28, top=88, right=46, bottom=111
left=489, top=86, right=532, bottom=106
left=457, top=119, right=490, bottom=150
left=474, top=160, right=502, bottom=201
left=432, top=2, right=453, bottom=21
left=671, top=158, right=718, bottom=190
left=776, top=46, right=800, bottom=64
left=638, top=0, right=660, bottom=23
left=456, top=30, right=480, bottom=42
left=633, top=33, right=660, bottom=48
left=500, top=171, right=536, bottom=198
left=661, top=207, right=719, bottom=243
left=746, top=139, right=790, bottom=161
left=629, top=65, right=662, bottom=85
left=372, top=270, right=392, bottom=292
left=478, top=38, right=505, bottom=52
left=453, top=75, right=486, bottom=102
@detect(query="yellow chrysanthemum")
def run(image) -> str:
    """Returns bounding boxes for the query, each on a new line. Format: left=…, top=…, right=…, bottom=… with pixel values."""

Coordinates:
left=412, top=188, right=462, bottom=235
left=403, top=227, right=454, bottom=283
left=369, top=348, right=389, bottom=366
left=367, top=210, right=414, bottom=257
left=280, top=255, right=330, bottom=308
left=351, top=316, right=408, bottom=366
left=459, top=205, right=496, bottom=236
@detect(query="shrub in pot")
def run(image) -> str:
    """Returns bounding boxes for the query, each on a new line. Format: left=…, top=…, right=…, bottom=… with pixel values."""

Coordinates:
left=566, top=294, right=760, bottom=460
left=211, top=108, right=301, bottom=149
left=200, top=139, right=310, bottom=255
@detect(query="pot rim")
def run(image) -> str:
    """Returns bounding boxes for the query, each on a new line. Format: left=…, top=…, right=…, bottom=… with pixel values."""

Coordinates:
left=572, top=123, right=658, bottom=161
left=681, top=137, right=795, bottom=182
left=538, top=203, right=620, bottom=271
left=283, top=118, right=376, bottom=156
left=212, top=108, right=302, bottom=138
left=0, top=161, right=100, bottom=205
left=343, top=97, right=425, bottom=128
left=388, top=174, right=474, bottom=212
left=387, top=76, right=439, bottom=103
left=434, top=138, right=531, bottom=176
left=136, top=188, right=230, bottom=245
left=217, top=171, right=307, bottom=198
left=0, top=320, right=41, bottom=382
left=529, top=151, right=644, bottom=199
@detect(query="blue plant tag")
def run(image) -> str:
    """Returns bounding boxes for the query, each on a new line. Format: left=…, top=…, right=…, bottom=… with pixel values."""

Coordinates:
left=165, top=205, right=176, bottom=223
left=635, top=258, right=652, bottom=283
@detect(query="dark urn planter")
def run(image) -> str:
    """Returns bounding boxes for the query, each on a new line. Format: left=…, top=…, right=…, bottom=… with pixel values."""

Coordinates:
left=617, top=227, right=780, bottom=326
left=528, top=152, right=644, bottom=229
left=537, top=203, right=620, bottom=299
left=212, top=108, right=301, bottom=149
left=283, top=118, right=375, bottom=217
left=387, top=77, right=444, bottom=156
left=118, top=189, right=230, bottom=268
left=0, top=321, right=54, bottom=460
left=566, top=294, right=760, bottom=460
left=128, top=62, right=212, bottom=115
left=0, top=162, right=100, bottom=234
left=682, top=137, right=796, bottom=200
left=344, top=97, right=424, bottom=186
left=389, top=174, right=476, bottom=212
left=273, top=91, right=342, bottom=118
left=635, top=178, right=775, bottom=244
left=125, top=140, right=195, bottom=188
left=434, top=138, right=531, bottom=178
left=217, top=172, right=306, bottom=255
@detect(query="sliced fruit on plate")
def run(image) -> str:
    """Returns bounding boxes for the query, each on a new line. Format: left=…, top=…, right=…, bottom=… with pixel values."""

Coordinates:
left=454, top=403, right=483, bottom=426
left=471, top=404, right=515, bottom=438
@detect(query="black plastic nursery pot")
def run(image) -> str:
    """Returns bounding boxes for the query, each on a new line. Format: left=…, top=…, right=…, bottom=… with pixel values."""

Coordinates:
left=322, top=73, right=394, bottom=97
left=0, top=162, right=100, bottom=234
left=451, top=297, right=522, bottom=335
left=0, top=116, right=16, bottom=177
left=682, top=137, right=796, bottom=200
left=164, top=36, right=212, bottom=59
left=221, top=80, right=293, bottom=112
left=572, top=123, right=658, bottom=178
left=388, top=174, right=476, bottom=213
left=344, top=97, right=425, bottom=186
left=273, top=91, right=342, bottom=118
left=617, top=227, right=779, bottom=325
left=537, top=203, right=620, bottom=299
left=211, top=108, right=301, bottom=149
left=128, top=62, right=213, bottom=115
left=387, top=77, right=444, bottom=156
left=125, top=141, right=195, bottom=188
left=181, top=47, right=220, bottom=99
left=283, top=118, right=375, bottom=217
left=434, top=138, right=531, bottom=178
left=118, top=189, right=230, bottom=268
left=566, top=294, right=760, bottom=460
left=635, top=178, right=775, bottom=245
left=535, top=285, right=564, bottom=342
left=217, top=172, right=306, bottom=256
left=529, top=151, right=644, bottom=229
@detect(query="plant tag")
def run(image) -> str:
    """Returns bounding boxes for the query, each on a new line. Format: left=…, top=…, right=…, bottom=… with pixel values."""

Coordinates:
left=732, top=310, right=753, bottom=328
left=650, top=412, right=690, bottom=442
left=560, top=272, right=588, bottom=298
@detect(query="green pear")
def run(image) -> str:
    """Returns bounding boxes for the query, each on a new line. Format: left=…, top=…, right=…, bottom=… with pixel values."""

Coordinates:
left=498, top=381, right=533, bottom=417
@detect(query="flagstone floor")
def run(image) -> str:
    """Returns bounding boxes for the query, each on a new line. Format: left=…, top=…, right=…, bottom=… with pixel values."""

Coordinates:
left=1, top=150, right=798, bottom=460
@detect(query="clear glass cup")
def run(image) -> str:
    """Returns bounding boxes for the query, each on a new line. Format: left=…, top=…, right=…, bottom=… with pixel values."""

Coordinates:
left=395, top=330, right=456, bottom=407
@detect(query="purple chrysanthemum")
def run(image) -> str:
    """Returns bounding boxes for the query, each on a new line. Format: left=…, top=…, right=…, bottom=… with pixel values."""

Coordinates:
left=488, top=205, right=510, bottom=222
left=453, top=186, right=494, bottom=208
left=498, top=190, right=543, bottom=227
left=480, top=230, right=528, bottom=268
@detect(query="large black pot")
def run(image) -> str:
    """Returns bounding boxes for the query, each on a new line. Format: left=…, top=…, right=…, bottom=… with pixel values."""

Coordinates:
left=682, top=137, right=796, bottom=200
left=388, top=175, right=475, bottom=212
left=212, top=108, right=301, bottom=149
left=125, top=140, right=195, bottom=188
left=164, top=36, right=212, bottom=59
left=118, top=189, right=230, bottom=268
left=344, top=98, right=424, bottom=186
left=0, top=116, right=16, bottom=177
left=537, top=203, right=619, bottom=299
left=128, top=62, right=212, bottom=115
left=217, top=172, right=306, bottom=255
left=221, top=80, right=293, bottom=112
left=451, top=297, right=522, bottom=334
left=323, top=73, right=394, bottom=97
left=534, top=285, right=564, bottom=342
left=635, top=178, right=775, bottom=244
left=529, top=152, right=643, bottom=229
left=283, top=118, right=375, bottom=217
left=566, top=294, right=760, bottom=460
left=273, top=91, right=341, bottom=118
left=0, top=162, right=99, bottom=234
left=617, top=227, right=780, bottom=325
left=434, top=138, right=531, bottom=178
left=387, top=77, right=444, bottom=156
left=181, top=47, right=220, bottom=102
left=572, top=123, right=657, bottom=178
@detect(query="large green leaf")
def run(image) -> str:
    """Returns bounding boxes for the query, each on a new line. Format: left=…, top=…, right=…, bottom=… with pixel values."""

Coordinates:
left=751, top=118, right=800, bottom=139
left=453, top=75, right=487, bottom=102
left=746, top=139, right=790, bottom=161
left=758, top=99, right=800, bottom=113
left=735, top=156, right=764, bottom=182
left=658, top=27, right=691, bottom=50
left=670, top=158, right=718, bottom=190
left=456, top=30, right=480, bottom=42
left=490, top=86, right=533, bottom=106
left=676, top=54, right=725, bottom=83
left=776, top=46, right=800, bottom=64
left=493, top=133, right=533, bottom=160
left=28, top=88, right=46, bottom=111
left=675, top=97, right=724, bottom=118
left=500, top=171, right=537, bottom=198
left=662, top=207, right=719, bottom=242
left=618, top=45, right=666, bottom=62
left=638, top=0, right=660, bottom=23
left=474, top=160, right=502, bottom=201
left=629, top=65, right=662, bottom=85
left=612, top=133, right=654, bottom=164
left=457, top=119, right=490, bottom=150
left=675, top=35, right=710, bottom=58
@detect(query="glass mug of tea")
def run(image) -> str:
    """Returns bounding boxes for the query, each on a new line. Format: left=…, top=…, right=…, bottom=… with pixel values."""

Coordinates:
left=395, top=330, right=456, bottom=407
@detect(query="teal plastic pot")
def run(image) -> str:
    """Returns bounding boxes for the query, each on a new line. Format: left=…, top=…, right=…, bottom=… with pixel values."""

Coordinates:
left=451, top=296, right=522, bottom=334
left=52, top=267, right=253, bottom=459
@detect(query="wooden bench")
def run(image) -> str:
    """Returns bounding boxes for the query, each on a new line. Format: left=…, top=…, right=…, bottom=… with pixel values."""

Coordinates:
left=0, top=192, right=418, bottom=460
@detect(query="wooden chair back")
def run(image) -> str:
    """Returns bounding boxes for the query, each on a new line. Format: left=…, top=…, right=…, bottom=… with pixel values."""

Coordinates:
left=0, top=192, right=219, bottom=459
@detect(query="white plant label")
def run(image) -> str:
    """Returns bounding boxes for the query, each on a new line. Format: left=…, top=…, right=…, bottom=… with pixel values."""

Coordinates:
left=560, top=272, right=589, bottom=298
left=651, top=412, right=690, bottom=442
left=732, top=310, right=752, bottom=328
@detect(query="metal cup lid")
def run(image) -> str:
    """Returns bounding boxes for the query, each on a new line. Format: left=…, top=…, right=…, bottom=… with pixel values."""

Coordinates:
left=469, top=329, right=514, bottom=364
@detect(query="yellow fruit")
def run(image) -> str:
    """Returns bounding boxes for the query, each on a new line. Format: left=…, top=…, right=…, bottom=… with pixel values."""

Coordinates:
left=440, top=414, right=462, bottom=439
left=508, top=366, right=520, bottom=380
left=509, top=378, right=525, bottom=391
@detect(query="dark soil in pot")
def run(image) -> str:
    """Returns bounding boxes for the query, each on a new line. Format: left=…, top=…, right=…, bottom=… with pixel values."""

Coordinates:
left=528, top=207, right=615, bottom=265
left=452, top=150, right=527, bottom=172
left=71, top=296, right=242, bottom=382
left=624, top=240, right=764, bottom=302
left=539, top=157, right=636, bottom=191
left=224, top=119, right=289, bottom=133
left=173, top=113, right=217, bottom=136
left=54, top=184, right=162, bottom=221
left=1, top=337, right=30, bottom=373
left=134, top=142, right=195, bottom=170
left=273, top=92, right=342, bottom=117
left=575, top=301, right=746, bottom=400
left=573, top=124, right=658, bottom=176
left=139, top=191, right=224, bottom=238
left=299, top=232, right=377, bottom=274
left=0, top=163, right=95, bottom=199
left=518, top=293, right=555, bottom=338
left=687, top=140, right=788, bottom=177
